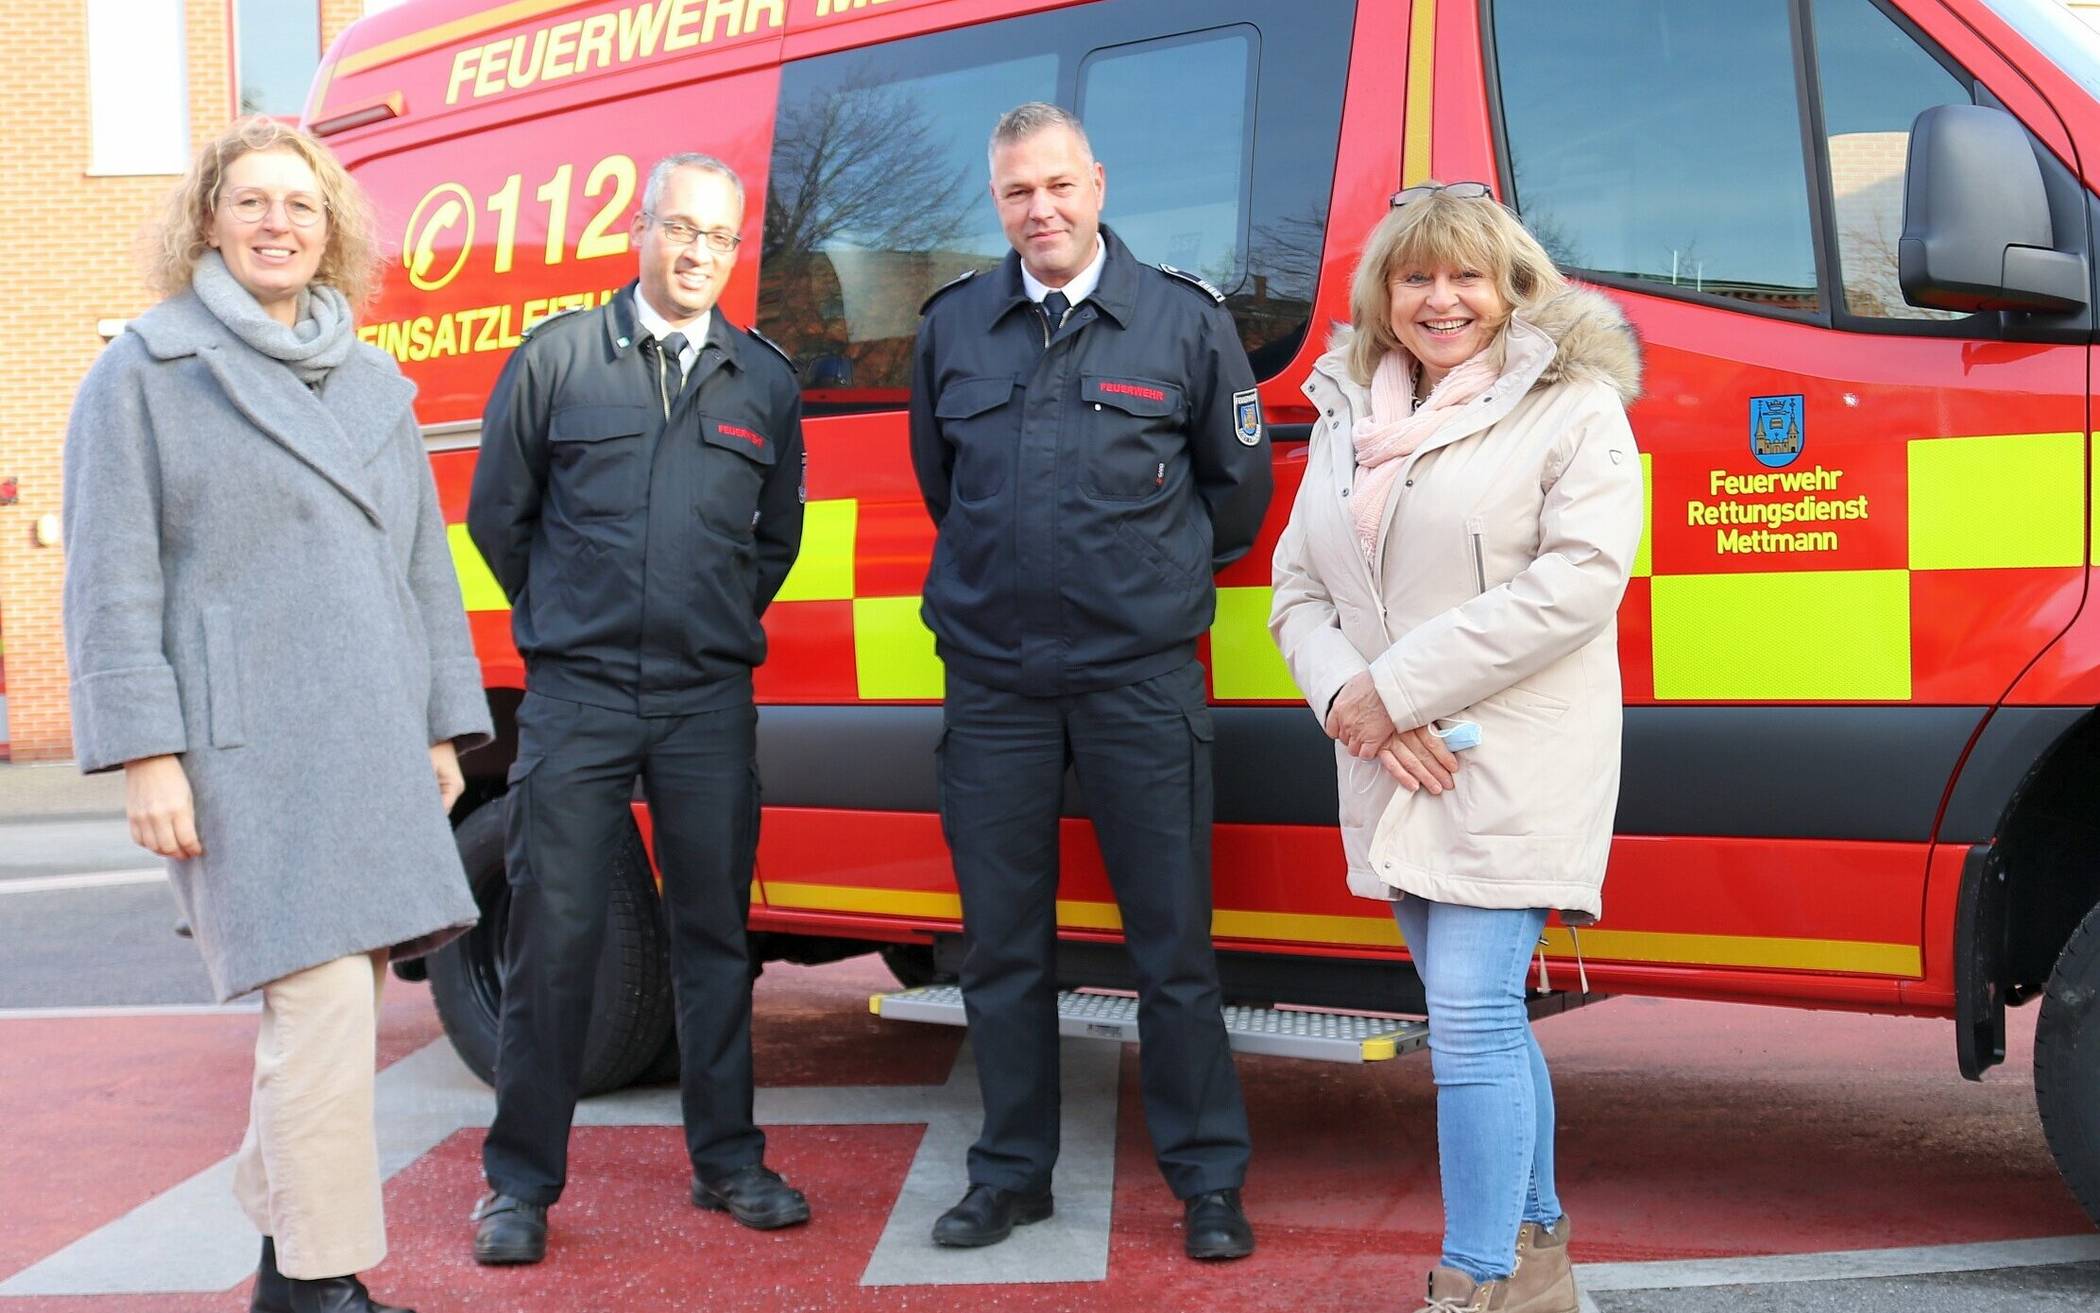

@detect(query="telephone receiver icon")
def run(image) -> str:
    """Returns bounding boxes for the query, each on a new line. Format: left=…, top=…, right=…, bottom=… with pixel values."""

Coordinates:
left=409, top=198, right=465, bottom=281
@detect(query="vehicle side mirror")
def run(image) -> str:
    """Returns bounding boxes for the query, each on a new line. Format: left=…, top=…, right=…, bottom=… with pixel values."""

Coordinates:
left=1899, top=104, right=2086, bottom=314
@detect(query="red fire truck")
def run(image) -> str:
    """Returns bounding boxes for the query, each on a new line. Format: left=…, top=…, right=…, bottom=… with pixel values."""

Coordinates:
left=309, top=0, right=2100, bottom=1224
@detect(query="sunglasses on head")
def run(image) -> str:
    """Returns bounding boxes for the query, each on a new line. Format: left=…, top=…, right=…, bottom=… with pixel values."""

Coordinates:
left=1388, top=180, right=1494, bottom=207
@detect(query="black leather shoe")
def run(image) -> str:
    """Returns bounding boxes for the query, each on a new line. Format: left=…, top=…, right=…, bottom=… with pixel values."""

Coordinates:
left=249, top=1237, right=291, bottom=1313
left=1183, top=1188, right=1254, bottom=1260
left=472, top=1191, right=548, bottom=1265
left=690, top=1164, right=811, bottom=1230
left=286, top=1274, right=412, bottom=1313
left=930, top=1184, right=1054, bottom=1248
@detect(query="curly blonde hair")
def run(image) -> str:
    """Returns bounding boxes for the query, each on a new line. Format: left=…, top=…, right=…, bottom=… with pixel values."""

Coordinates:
left=147, top=116, right=384, bottom=310
left=1346, top=182, right=1566, bottom=385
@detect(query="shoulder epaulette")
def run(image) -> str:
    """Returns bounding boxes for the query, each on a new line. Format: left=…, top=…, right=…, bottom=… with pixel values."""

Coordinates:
left=1158, top=263, right=1226, bottom=305
left=521, top=304, right=588, bottom=339
left=919, top=268, right=979, bottom=315
left=745, top=324, right=797, bottom=374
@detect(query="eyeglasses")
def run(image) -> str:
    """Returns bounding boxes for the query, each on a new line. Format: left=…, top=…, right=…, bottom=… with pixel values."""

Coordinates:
left=220, top=190, right=326, bottom=227
left=648, top=215, right=742, bottom=254
left=1388, top=180, right=1494, bottom=208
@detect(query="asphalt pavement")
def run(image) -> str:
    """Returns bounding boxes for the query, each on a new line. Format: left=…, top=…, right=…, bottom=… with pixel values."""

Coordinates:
left=2, top=758, right=2096, bottom=1312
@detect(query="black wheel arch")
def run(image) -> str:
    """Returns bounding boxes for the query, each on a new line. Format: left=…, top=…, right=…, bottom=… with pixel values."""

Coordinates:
left=1948, top=706, right=2100, bottom=1078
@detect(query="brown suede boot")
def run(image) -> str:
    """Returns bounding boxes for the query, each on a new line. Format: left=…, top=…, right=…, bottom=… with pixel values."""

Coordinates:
left=1414, top=1265, right=1507, bottom=1312
left=1503, top=1216, right=1579, bottom=1313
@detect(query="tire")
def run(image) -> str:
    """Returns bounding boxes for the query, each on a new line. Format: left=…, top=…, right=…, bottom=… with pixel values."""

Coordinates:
left=2035, top=900, right=2100, bottom=1230
left=425, top=801, right=676, bottom=1097
left=879, top=943, right=953, bottom=989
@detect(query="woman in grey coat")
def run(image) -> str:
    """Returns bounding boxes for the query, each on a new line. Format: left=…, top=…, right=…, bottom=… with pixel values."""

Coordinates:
left=62, top=117, right=490, bottom=1313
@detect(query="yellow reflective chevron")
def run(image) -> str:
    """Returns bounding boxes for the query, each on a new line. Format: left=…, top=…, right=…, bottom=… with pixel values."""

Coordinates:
left=853, top=595, right=943, bottom=699
left=1908, top=432, right=2084, bottom=571
left=1633, top=451, right=1653, bottom=578
left=1651, top=569, right=1910, bottom=701
left=776, top=499, right=857, bottom=602
left=448, top=523, right=509, bottom=612
left=1210, top=585, right=1303, bottom=700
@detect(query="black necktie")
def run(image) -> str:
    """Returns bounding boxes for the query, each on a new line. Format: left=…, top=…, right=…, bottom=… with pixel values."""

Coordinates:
left=650, top=332, right=688, bottom=417
left=1042, top=291, right=1071, bottom=332
left=658, top=332, right=689, bottom=386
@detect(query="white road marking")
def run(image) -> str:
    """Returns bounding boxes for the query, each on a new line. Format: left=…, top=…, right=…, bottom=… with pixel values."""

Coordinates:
left=0, top=869, right=164, bottom=895
left=0, top=1004, right=256, bottom=1020
left=0, top=1034, right=1121, bottom=1296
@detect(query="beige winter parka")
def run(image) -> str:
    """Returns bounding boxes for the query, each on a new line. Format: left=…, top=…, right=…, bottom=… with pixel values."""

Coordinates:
left=1269, top=286, right=1644, bottom=919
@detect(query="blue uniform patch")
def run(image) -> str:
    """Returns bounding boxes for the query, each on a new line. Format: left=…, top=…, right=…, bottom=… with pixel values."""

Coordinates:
left=1750, top=394, right=1804, bottom=468
left=1233, top=389, right=1263, bottom=446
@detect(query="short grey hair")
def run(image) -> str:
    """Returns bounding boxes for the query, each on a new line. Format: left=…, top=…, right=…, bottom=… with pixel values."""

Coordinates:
left=642, top=152, right=745, bottom=215
left=988, top=102, right=1093, bottom=169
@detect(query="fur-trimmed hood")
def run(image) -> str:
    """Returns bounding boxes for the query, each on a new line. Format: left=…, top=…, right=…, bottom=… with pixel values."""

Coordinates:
left=1519, top=284, right=1643, bottom=404
left=1315, top=282, right=1643, bottom=406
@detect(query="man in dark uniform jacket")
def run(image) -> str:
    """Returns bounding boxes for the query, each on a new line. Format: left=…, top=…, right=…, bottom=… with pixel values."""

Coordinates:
left=464, top=153, right=807, bottom=1265
left=909, top=103, right=1272, bottom=1260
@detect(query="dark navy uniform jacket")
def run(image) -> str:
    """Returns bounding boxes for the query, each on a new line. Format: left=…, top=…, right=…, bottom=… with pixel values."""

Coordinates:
left=909, top=227, right=1272, bottom=697
left=467, top=284, right=804, bottom=716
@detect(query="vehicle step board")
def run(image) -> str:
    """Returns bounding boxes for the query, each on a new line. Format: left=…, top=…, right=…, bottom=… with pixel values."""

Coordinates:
left=871, top=984, right=1429, bottom=1063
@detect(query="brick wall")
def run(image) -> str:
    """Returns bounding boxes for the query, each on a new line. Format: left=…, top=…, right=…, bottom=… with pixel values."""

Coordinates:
left=0, top=1, right=374, bottom=761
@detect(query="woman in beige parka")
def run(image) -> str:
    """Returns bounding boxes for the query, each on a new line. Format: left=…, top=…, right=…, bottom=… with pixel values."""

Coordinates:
left=1268, top=183, right=1643, bottom=1313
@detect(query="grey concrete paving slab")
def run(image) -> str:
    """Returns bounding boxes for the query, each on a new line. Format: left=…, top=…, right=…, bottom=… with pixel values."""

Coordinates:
left=1591, top=1260, right=2100, bottom=1311
left=0, top=883, right=214, bottom=1007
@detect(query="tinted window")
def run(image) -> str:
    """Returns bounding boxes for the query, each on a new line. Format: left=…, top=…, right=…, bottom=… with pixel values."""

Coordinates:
left=1494, top=0, right=1820, bottom=312
left=758, top=0, right=1354, bottom=407
left=760, top=50, right=1057, bottom=402
left=1080, top=28, right=1255, bottom=287
left=1812, top=0, right=1971, bottom=321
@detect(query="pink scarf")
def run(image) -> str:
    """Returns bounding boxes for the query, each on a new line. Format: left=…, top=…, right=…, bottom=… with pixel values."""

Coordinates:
left=1350, top=349, right=1500, bottom=561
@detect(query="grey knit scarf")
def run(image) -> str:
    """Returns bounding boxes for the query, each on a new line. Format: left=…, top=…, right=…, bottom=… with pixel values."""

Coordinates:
left=191, top=250, right=356, bottom=385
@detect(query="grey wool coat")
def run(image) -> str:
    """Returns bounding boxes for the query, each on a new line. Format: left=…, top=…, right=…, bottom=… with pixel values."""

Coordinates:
left=62, top=289, right=491, bottom=1002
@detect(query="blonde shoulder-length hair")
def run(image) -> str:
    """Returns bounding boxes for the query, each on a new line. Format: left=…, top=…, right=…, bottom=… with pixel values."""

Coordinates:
left=1344, top=183, right=1566, bottom=386
left=146, top=116, right=384, bottom=311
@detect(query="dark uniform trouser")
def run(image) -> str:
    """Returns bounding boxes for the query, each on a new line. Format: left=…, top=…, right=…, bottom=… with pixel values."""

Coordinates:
left=483, top=690, right=763, bottom=1204
left=939, top=660, right=1251, bottom=1199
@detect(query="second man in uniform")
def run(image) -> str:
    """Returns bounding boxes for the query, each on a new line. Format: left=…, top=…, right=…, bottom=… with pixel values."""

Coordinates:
left=910, top=103, right=1273, bottom=1261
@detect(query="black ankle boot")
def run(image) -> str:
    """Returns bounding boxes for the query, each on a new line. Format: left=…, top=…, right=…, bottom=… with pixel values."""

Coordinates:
left=286, top=1274, right=413, bottom=1313
left=249, top=1237, right=292, bottom=1313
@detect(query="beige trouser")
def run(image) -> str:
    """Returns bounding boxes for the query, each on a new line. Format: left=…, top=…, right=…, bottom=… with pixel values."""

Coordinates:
left=230, top=951, right=388, bottom=1280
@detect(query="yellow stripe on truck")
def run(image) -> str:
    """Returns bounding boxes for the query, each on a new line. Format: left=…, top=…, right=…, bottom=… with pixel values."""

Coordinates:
left=1402, top=0, right=1437, bottom=186
left=1908, top=432, right=2085, bottom=571
left=765, top=882, right=1919, bottom=976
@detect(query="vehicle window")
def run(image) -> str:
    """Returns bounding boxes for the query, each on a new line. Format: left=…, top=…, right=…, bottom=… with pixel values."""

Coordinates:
left=1079, top=28, right=1255, bottom=291
left=1493, top=0, right=1821, bottom=313
left=1983, top=0, right=2100, bottom=102
left=757, top=1, right=1353, bottom=408
left=760, top=49, right=1056, bottom=403
left=1812, top=0, right=1972, bottom=321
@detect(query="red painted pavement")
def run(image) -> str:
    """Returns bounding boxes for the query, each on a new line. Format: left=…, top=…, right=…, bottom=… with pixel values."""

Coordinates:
left=3, top=960, right=2087, bottom=1312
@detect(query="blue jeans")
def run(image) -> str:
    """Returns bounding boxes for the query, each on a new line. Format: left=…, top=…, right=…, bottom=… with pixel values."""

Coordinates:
left=1392, top=896, right=1562, bottom=1283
